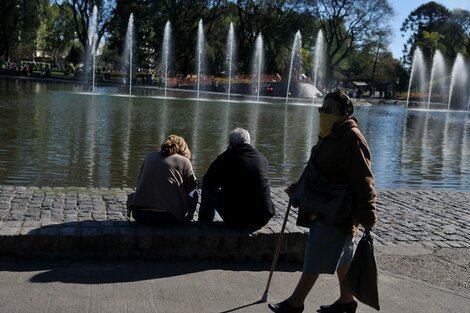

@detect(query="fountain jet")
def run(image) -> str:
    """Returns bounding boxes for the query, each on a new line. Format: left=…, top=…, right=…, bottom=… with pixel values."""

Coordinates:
left=286, top=30, right=302, bottom=103
left=448, top=53, right=469, bottom=110
left=124, top=13, right=134, bottom=95
left=251, top=34, right=264, bottom=102
left=196, top=20, right=205, bottom=99
left=427, top=50, right=446, bottom=109
left=86, top=5, right=99, bottom=93
left=226, top=22, right=236, bottom=100
left=312, top=30, right=325, bottom=102
left=162, top=21, right=171, bottom=97
left=406, top=47, right=427, bottom=108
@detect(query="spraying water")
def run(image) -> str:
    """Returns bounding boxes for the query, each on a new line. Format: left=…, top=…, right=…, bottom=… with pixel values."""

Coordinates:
left=285, top=30, right=302, bottom=103
left=87, top=5, right=98, bottom=92
left=196, top=20, right=205, bottom=99
left=124, top=13, right=134, bottom=95
left=426, top=50, right=446, bottom=109
left=312, top=30, right=325, bottom=102
left=468, top=84, right=470, bottom=111
left=448, top=53, right=468, bottom=110
left=226, top=22, right=236, bottom=100
left=251, top=34, right=264, bottom=102
left=406, top=47, right=426, bottom=108
left=162, top=21, right=171, bottom=97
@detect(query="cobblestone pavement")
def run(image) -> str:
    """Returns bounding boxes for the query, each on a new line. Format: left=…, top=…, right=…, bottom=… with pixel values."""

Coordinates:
left=0, top=185, right=469, bottom=259
left=0, top=185, right=469, bottom=246
left=373, top=189, right=470, bottom=248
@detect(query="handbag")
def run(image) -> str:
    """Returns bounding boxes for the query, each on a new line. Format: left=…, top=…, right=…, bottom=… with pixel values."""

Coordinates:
left=344, top=232, right=380, bottom=311
left=291, top=156, right=353, bottom=225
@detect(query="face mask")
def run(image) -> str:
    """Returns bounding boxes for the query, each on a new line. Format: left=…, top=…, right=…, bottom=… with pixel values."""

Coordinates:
left=319, top=113, right=343, bottom=138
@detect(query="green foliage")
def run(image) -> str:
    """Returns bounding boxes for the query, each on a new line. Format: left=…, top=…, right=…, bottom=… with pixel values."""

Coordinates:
left=309, top=0, right=394, bottom=85
left=0, top=0, right=20, bottom=59
left=235, top=1, right=317, bottom=75
left=37, top=3, right=75, bottom=64
left=66, top=44, right=83, bottom=65
left=400, top=1, right=470, bottom=64
left=2, top=0, right=406, bottom=89
left=108, top=0, right=228, bottom=75
left=58, top=0, right=116, bottom=51
left=0, top=0, right=45, bottom=60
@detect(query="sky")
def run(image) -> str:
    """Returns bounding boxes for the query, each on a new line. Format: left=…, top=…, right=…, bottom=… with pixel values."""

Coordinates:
left=388, top=0, right=470, bottom=60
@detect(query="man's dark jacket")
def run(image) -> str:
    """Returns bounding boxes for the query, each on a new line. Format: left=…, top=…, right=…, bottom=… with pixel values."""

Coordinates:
left=202, top=143, right=275, bottom=228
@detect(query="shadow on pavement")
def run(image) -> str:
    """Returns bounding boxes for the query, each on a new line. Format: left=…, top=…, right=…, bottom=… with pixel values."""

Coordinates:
left=218, top=300, right=266, bottom=312
left=0, top=259, right=301, bottom=285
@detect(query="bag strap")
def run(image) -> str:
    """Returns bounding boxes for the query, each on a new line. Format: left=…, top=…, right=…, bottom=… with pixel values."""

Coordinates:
left=296, top=138, right=324, bottom=184
left=363, top=230, right=373, bottom=244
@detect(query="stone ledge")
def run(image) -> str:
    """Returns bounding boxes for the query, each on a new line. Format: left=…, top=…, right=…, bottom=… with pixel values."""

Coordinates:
left=1, top=186, right=470, bottom=260
left=0, top=221, right=307, bottom=262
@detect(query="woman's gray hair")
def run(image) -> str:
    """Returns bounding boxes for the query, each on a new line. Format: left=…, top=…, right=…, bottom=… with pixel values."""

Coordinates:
left=229, top=127, right=251, bottom=147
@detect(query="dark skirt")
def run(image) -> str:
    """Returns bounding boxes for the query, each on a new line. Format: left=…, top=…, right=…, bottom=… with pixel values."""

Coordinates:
left=303, top=220, right=355, bottom=274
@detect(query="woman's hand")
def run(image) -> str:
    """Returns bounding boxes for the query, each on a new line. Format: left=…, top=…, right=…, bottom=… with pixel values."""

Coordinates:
left=284, top=183, right=297, bottom=197
left=362, top=221, right=375, bottom=233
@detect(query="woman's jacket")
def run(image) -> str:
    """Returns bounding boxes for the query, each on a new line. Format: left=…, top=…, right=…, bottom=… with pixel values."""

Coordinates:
left=131, top=152, right=197, bottom=221
left=295, top=117, right=377, bottom=234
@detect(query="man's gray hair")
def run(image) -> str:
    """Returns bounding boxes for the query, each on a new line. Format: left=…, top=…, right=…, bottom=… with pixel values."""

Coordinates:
left=229, top=127, right=251, bottom=147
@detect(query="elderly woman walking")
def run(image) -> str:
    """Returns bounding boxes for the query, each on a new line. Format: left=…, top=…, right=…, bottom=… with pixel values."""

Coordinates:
left=268, top=90, right=377, bottom=313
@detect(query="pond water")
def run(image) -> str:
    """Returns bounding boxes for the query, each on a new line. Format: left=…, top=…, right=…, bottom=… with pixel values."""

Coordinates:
left=1, top=79, right=470, bottom=191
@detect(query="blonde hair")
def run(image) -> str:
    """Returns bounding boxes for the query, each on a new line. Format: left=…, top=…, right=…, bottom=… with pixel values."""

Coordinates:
left=160, top=135, right=191, bottom=159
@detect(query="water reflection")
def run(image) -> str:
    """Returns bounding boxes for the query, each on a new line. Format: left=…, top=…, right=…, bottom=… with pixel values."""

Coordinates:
left=0, top=80, right=470, bottom=190
left=396, top=109, right=470, bottom=189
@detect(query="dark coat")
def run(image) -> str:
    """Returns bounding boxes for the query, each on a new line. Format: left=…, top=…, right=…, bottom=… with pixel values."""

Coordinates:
left=296, top=117, right=377, bottom=233
left=203, top=143, right=275, bottom=228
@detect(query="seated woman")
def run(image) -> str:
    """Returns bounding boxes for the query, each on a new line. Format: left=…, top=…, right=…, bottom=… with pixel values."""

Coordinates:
left=129, top=135, right=198, bottom=226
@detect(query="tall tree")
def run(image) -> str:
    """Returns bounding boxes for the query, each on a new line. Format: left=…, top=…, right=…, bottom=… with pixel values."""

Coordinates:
left=369, top=29, right=390, bottom=88
left=400, top=1, right=450, bottom=64
left=400, top=2, right=470, bottom=64
left=0, top=0, right=21, bottom=60
left=109, top=0, right=227, bottom=76
left=0, top=0, right=44, bottom=61
left=37, top=3, right=75, bottom=65
left=107, top=0, right=156, bottom=68
left=235, top=0, right=316, bottom=76
left=162, top=0, right=227, bottom=76
left=445, top=9, right=470, bottom=59
left=307, top=0, right=394, bottom=85
left=56, top=0, right=116, bottom=53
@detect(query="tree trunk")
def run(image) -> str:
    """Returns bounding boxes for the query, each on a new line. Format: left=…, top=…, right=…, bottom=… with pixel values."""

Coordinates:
left=370, top=45, right=381, bottom=89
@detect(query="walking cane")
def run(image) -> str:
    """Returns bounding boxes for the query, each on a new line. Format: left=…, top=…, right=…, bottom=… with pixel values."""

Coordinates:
left=261, top=201, right=292, bottom=302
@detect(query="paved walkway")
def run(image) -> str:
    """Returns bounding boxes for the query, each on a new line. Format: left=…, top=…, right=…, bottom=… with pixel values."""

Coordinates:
left=0, top=258, right=468, bottom=313
left=0, top=186, right=470, bottom=260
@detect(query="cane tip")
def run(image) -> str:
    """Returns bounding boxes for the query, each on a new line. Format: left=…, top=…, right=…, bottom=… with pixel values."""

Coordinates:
left=261, top=291, right=268, bottom=302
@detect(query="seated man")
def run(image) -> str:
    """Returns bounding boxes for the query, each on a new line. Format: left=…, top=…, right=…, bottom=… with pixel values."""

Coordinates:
left=198, top=127, right=275, bottom=230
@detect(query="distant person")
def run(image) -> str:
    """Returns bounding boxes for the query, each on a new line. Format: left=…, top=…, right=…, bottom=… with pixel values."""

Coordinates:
left=128, top=135, right=198, bottom=226
left=268, top=91, right=377, bottom=313
left=21, top=63, right=29, bottom=76
left=199, top=128, right=275, bottom=230
left=355, top=88, right=362, bottom=102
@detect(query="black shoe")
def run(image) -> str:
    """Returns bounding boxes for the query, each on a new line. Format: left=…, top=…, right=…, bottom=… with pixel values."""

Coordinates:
left=268, top=300, right=304, bottom=313
left=318, top=300, right=357, bottom=313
